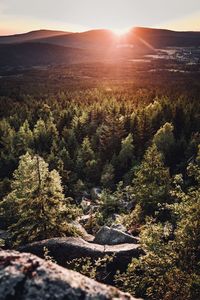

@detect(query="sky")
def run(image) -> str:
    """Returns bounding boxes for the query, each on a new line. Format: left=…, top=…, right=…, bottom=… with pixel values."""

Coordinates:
left=0, top=0, right=200, bottom=35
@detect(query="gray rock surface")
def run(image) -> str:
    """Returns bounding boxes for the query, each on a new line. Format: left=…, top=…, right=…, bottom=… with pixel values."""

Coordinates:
left=19, top=237, right=141, bottom=261
left=70, top=220, right=94, bottom=241
left=0, top=250, right=137, bottom=300
left=91, top=187, right=102, bottom=201
left=19, top=237, right=142, bottom=281
left=94, top=226, right=138, bottom=245
left=111, top=224, right=127, bottom=232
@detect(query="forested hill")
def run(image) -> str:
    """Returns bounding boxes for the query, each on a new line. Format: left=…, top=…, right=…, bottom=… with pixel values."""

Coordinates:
left=0, top=27, right=200, bottom=68
left=131, top=27, right=200, bottom=47
left=0, top=29, right=71, bottom=44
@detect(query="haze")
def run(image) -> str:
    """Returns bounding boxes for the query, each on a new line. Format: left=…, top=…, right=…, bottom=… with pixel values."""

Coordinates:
left=0, top=0, right=200, bottom=35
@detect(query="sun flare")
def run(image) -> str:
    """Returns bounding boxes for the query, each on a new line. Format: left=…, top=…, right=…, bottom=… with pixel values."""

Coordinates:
left=111, top=28, right=130, bottom=36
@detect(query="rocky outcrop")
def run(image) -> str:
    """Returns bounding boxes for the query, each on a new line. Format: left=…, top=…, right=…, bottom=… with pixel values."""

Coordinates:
left=111, top=224, right=127, bottom=232
left=0, top=250, right=138, bottom=300
left=19, top=237, right=142, bottom=283
left=93, top=226, right=138, bottom=245
left=91, top=187, right=102, bottom=201
left=70, top=220, right=94, bottom=241
left=19, top=237, right=141, bottom=262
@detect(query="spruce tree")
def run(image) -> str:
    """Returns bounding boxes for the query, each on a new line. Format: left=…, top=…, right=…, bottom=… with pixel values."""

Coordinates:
left=131, top=144, right=171, bottom=218
left=1, top=152, right=79, bottom=246
left=15, top=120, right=33, bottom=155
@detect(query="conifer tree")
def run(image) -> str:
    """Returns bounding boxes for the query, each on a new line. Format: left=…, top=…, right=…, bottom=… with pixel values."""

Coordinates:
left=118, top=133, right=135, bottom=170
left=101, top=163, right=115, bottom=189
left=153, top=122, right=175, bottom=165
left=33, top=118, right=58, bottom=154
left=76, top=137, right=98, bottom=183
left=98, top=115, right=125, bottom=160
left=15, top=120, right=33, bottom=155
left=131, top=144, right=171, bottom=217
left=0, top=152, right=79, bottom=246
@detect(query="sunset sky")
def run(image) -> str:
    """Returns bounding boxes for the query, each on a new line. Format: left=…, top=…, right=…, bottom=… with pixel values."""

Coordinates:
left=0, top=0, right=200, bottom=35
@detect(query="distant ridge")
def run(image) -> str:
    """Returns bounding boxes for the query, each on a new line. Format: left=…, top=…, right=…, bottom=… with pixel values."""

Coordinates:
left=0, top=27, right=200, bottom=68
left=0, top=29, right=72, bottom=44
left=128, top=27, right=200, bottom=47
left=1, top=27, right=200, bottom=48
left=29, top=27, right=200, bottom=49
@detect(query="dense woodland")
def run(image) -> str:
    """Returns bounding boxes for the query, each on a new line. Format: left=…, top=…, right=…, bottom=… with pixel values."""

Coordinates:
left=0, top=68, right=200, bottom=299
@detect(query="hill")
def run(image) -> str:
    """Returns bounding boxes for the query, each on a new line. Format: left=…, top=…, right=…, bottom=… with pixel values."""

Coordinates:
left=126, top=27, right=200, bottom=48
left=34, top=27, right=200, bottom=49
left=34, top=29, right=118, bottom=49
left=0, top=27, right=200, bottom=68
left=0, top=43, right=90, bottom=67
left=0, top=29, right=71, bottom=45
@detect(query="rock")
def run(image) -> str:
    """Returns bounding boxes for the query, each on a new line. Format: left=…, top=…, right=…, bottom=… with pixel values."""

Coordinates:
left=19, top=237, right=142, bottom=283
left=80, top=199, right=92, bottom=213
left=111, top=223, right=127, bottom=232
left=91, top=187, right=102, bottom=201
left=78, top=214, right=92, bottom=225
left=70, top=220, right=94, bottom=242
left=0, top=250, right=138, bottom=300
left=94, top=226, right=138, bottom=245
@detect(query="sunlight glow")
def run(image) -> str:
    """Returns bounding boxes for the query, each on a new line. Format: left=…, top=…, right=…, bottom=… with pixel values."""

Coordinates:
left=111, top=28, right=130, bottom=36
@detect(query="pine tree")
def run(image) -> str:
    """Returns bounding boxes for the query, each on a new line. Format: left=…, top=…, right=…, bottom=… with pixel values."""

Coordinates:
left=118, top=133, right=135, bottom=170
left=76, top=137, right=99, bottom=183
left=101, top=163, right=115, bottom=189
left=98, top=115, right=125, bottom=160
left=0, top=119, right=15, bottom=154
left=131, top=144, right=171, bottom=218
left=15, top=120, right=33, bottom=155
left=0, top=152, right=79, bottom=246
left=33, top=118, right=58, bottom=154
left=153, top=122, right=175, bottom=165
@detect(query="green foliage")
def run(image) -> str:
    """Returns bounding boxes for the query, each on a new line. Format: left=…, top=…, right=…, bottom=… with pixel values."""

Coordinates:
left=15, top=120, right=33, bottom=155
left=66, top=255, right=115, bottom=283
left=76, top=137, right=99, bottom=184
left=100, top=163, right=115, bottom=188
left=43, top=246, right=57, bottom=264
left=118, top=133, right=134, bottom=167
left=116, top=147, right=200, bottom=300
left=97, top=182, right=129, bottom=225
left=0, top=152, right=80, bottom=246
left=153, top=122, right=175, bottom=157
left=0, top=79, right=200, bottom=298
left=131, top=144, right=171, bottom=218
left=0, top=86, right=199, bottom=194
left=0, top=238, right=5, bottom=248
left=121, top=203, right=143, bottom=235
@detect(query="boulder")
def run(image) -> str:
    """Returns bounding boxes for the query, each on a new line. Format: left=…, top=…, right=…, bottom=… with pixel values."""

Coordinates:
left=111, top=223, right=127, bottom=232
left=80, top=199, right=92, bottom=213
left=0, top=250, right=138, bottom=300
left=91, top=187, right=102, bottom=201
left=94, top=226, right=138, bottom=245
left=19, top=237, right=142, bottom=283
left=70, top=220, right=94, bottom=241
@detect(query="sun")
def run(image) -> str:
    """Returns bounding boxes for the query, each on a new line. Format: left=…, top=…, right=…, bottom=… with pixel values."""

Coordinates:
left=111, top=28, right=130, bottom=37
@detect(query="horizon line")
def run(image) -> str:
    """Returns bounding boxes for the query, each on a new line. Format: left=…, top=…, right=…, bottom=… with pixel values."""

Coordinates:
left=1, top=25, right=200, bottom=37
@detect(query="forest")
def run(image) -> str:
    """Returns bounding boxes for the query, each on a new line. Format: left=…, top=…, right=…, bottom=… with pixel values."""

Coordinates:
left=0, top=64, right=200, bottom=300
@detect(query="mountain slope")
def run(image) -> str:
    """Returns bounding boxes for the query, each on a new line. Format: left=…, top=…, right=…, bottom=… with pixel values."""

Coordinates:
left=34, top=29, right=118, bottom=49
left=34, top=27, right=200, bottom=49
left=0, top=29, right=71, bottom=44
left=0, top=43, right=90, bottom=67
left=126, top=27, right=200, bottom=48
